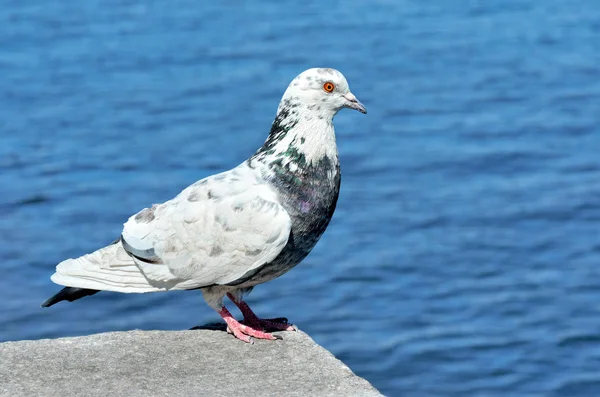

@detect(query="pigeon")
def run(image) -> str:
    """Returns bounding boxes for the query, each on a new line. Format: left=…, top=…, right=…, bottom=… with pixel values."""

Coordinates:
left=42, top=68, right=367, bottom=342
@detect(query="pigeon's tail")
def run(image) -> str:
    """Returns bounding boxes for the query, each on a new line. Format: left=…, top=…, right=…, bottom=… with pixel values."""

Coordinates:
left=41, top=287, right=99, bottom=307
left=42, top=242, right=165, bottom=307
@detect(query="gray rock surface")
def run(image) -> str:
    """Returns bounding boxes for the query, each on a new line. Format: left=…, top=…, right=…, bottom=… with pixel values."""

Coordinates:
left=0, top=327, right=381, bottom=397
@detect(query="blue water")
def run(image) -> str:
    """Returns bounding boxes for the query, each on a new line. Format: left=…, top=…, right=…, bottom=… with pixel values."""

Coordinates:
left=1, top=1, right=600, bottom=395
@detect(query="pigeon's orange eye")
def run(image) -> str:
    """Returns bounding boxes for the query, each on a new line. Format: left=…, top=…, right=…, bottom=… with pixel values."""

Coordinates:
left=323, top=82, right=335, bottom=93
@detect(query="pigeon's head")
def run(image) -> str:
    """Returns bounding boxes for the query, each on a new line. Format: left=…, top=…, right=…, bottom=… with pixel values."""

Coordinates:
left=280, top=68, right=367, bottom=118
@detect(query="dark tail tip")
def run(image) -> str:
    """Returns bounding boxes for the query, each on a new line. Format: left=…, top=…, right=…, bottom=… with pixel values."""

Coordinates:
left=41, top=287, right=100, bottom=308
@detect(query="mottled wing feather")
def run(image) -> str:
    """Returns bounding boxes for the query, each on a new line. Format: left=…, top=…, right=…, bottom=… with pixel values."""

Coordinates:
left=120, top=168, right=291, bottom=289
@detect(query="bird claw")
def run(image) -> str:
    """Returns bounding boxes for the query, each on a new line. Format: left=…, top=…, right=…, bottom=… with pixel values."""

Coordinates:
left=222, top=309, right=281, bottom=342
left=226, top=325, right=253, bottom=344
left=220, top=296, right=296, bottom=342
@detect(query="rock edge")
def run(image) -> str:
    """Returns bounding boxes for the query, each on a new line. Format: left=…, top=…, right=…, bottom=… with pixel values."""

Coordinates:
left=0, top=327, right=382, bottom=397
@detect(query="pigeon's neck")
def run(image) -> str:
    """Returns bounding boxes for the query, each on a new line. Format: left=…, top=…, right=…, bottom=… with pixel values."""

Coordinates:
left=252, top=101, right=338, bottom=169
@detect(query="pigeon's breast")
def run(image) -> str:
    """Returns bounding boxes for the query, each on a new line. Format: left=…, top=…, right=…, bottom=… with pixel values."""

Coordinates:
left=229, top=155, right=340, bottom=288
left=283, top=157, right=341, bottom=252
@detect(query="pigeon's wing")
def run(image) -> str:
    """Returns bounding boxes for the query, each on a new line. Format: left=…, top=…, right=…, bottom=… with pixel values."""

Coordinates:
left=120, top=170, right=291, bottom=289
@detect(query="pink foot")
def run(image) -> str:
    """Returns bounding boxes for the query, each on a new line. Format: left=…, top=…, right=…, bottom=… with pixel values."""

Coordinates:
left=227, top=293, right=297, bottom=332
left=218, top=307, right=281, bottom=343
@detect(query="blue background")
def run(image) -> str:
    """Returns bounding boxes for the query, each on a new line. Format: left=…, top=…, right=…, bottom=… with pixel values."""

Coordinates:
left=1, top=1, right=600, bottom=396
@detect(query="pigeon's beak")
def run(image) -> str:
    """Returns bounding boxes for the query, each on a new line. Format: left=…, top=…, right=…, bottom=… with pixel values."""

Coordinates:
left=343, top=92, right=367, bottom=114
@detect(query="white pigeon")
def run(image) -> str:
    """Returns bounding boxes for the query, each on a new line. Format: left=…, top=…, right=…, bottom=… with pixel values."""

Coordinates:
left=42, top=68, right=367, bottom=342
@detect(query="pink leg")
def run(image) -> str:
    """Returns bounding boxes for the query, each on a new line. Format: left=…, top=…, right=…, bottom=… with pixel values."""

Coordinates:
left=218, top=307, right=281, bottom=343
left=227, top=293, right=297, bottom=332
